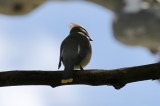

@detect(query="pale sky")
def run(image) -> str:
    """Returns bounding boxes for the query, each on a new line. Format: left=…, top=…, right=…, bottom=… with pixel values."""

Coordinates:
left=0, top=1, right=159, bottom=106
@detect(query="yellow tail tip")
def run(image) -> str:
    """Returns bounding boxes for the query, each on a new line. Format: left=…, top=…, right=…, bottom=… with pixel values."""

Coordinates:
left=68, top=78, right=73, bottom=83
left=61, top=78, right=74, bottom=84
left=61, top=79, right=69, bottom=84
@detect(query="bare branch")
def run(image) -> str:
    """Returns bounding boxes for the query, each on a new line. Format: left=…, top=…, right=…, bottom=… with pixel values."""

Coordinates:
left=0, top=63, right=160, bottom=89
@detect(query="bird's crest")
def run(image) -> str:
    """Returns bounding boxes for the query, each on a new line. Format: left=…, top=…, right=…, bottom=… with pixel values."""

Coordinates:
left=69, top=23, right=81, bottom=29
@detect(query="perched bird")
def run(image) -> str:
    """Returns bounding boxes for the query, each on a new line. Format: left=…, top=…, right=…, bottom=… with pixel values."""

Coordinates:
left=58, top=23, right=92, bottom=84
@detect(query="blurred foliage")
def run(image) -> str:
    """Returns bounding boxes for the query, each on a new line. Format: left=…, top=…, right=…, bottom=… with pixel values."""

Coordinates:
left=0, top=0, right=45, bottom=15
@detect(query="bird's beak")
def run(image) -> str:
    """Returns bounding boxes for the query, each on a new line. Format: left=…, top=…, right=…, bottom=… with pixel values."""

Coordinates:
left=89, top=38, right=93, bottom=41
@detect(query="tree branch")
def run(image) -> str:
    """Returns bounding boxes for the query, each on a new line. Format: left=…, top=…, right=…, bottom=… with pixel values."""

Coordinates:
left=0, top=63, right=160, bottom=89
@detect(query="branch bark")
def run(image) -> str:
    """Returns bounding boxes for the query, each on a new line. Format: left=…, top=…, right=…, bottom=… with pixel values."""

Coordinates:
left=0, top=63, right=160, bottom=89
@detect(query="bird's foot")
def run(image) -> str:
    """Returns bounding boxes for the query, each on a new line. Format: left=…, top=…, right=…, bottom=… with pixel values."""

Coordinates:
left=80, top=65, right=84, bottom=70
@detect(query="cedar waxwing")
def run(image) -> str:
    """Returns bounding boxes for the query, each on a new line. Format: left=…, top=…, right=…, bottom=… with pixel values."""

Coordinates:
left=58, top=23, right=92, bottom=84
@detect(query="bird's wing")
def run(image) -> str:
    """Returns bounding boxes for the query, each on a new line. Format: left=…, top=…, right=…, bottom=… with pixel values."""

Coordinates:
left=58, top=36, right=79, bottom=69
left=58, top=39, right=65, bottom=69
left=75, top=33, right=90, bottom=65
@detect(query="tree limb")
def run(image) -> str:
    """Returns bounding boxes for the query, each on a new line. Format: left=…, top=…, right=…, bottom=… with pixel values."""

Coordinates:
left=0, top=63, right=160, bottom=89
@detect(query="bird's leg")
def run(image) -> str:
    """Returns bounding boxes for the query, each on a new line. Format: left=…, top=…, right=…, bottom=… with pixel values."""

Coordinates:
left=80, top=64, right=84, bottom=70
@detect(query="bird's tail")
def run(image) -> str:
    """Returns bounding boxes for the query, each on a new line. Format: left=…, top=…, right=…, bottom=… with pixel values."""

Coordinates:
left=61, top=68, right=74, bottom=84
